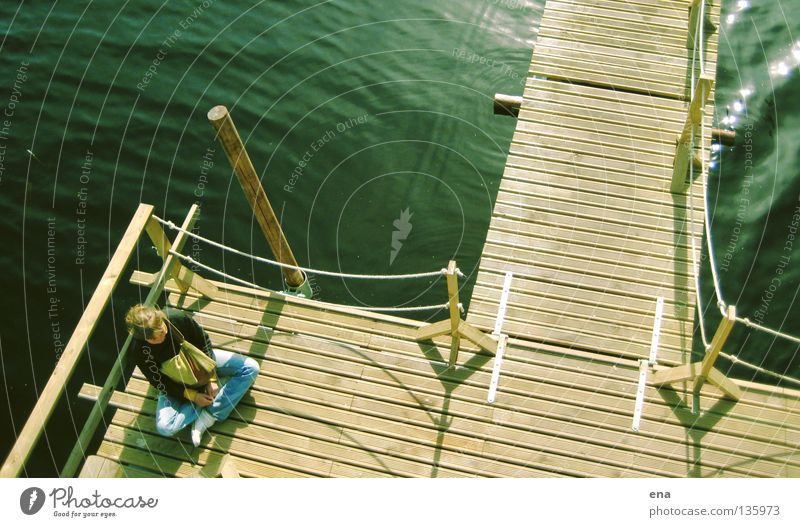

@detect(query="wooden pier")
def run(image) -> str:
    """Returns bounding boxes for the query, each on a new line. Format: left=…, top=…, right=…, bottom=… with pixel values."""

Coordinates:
left=4, top=0, right=800, bottom=478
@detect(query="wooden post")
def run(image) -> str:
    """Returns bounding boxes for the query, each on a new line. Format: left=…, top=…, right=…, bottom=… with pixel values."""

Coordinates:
left=671, top=74, right=714, bottom=193
left=493, top=93, right=523, bottom=117
left=712, top=128, right=736, bottom=146
left=446, top=261, right=461, bottom=366
left=694, top=305, right=736, bottom=394
left=0, top=204, right=154, bottom=478
left=651, top=304, right=741, bottom=402
left=687, top=0, right=704, bottom=50
left=414, top=261, right=498, bottom=367
left=207, top=105, right=305, bottom=287
left=144, top=215, right=219, bottom=299
left=60, top=204, right=203, bottom=477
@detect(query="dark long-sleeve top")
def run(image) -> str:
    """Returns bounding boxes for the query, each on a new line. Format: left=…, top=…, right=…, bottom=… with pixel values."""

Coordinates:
left=131, top=308, right=214, bottom=400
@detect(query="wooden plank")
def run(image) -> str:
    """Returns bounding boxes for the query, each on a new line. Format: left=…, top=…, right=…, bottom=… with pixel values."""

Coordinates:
left=538, top=24, right=690, bottom=59
left=112, top=382, right=490, bottom=478
left=476, top=255, right=693, bottom=305
left=499, top=168, right=706, bottom=217
left=467, top=296, right=692, bottom=359
left=470, top=285, right=691, bottom=341
left=534, top=36, right=693, bottom=74
left=511, top=130, right=676, bottom=169
left=551, top=0, right=692, bottom=20
left=487, top=215, right=696, bottom=261
left=79, top=456, right=123, bottom=478
left=484, top=230, right=695, bottom=278
left=0, top=203, right=155, bottom=479
left=192, top=320, right=800, bottom=441
left=99, top=427, right=315, bottom=478
left=513, top=121, right=680, bottom=161
left=530, top=58, right=688, bottom=101
left=545, top=1, right=694, bottom=29
left=492, top=202, right=698, bottom=253
left=524, top=77, right=689, bottom=115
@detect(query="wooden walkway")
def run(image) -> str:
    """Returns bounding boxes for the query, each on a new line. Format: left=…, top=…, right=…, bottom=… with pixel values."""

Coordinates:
left=75, top=0, right=800, bottom=478
left=467, top=0, right=718, bottom=366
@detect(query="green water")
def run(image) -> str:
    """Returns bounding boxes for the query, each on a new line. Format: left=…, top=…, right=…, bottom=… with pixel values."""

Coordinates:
left=0, top=0, right=797, bottom=476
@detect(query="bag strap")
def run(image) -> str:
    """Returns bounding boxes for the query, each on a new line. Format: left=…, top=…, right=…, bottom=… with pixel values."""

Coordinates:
left=164, top=317, right=186, bottom=344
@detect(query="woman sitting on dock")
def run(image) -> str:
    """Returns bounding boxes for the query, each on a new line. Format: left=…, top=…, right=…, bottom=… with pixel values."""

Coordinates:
left=125, top=304, right=259, bottom=446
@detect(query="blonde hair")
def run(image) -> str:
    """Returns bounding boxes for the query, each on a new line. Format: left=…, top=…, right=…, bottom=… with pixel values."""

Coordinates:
left=125, top=304, right=166, bottom=340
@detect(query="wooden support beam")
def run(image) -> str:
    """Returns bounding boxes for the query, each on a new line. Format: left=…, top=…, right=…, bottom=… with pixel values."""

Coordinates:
left=415, top=319, right=452, bottom=341
left=707, top=367, right=743, bottom=401
left=1, top=204, right=154, bottom=478
left=671, top=74, right=714, bottom=193
left=493, top=93, right=522, bottom=117
left=145, top=216, right=219, bottom=299
left=60, top=204, right=202, bottom=477
left=446, top=261, right=461, bottom=366
left=651, top=363, right=741, bottom=401
left=458, top=321, right=498, bottom=356
left=651, top=362, right=699, bottom=386
left=208, top=105, right=305, bottom=287
left=712, top=128, right=736, bottom=146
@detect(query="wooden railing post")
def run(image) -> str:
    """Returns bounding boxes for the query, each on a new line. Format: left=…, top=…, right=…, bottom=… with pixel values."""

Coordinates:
left=694, top=305, right=736, bottom=395
left=687, top=0, right=704, bottom=49
left=60, top=204, right=202, bottom=477
left=144, top=214, right=218, bottom=299
left=207, top=105, right=306, bottom=289
left=414, top=261, right=498, bottom=367
left=671, top=73, right=714, bottom=193
left=446, top=261, right=461, bottom=366
left=0, top=204, right=154, bottom=478
left=651, top=304, right=741, bottom=403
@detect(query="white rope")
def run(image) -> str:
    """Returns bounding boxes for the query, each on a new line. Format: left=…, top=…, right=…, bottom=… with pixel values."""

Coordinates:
left=736, top=317, right=800, bottom=346
left=698, top=0, right=706, bottom=75
left=686, top=43, right=710, bottom=349
left=168, top=250, right=460, bottom=314
left=719, top=350, right=800, bottom=387
left=153, top=216, right=451, bottom=281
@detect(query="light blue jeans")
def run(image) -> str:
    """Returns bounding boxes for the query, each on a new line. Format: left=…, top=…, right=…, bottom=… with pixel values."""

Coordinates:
left=155, top=349, right=259, bottom=437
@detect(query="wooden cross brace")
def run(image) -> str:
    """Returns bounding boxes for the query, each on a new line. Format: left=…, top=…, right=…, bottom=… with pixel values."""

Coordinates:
left=651, top=305, right=741, bottom=401
left=414, top=260, right=498, bottom=366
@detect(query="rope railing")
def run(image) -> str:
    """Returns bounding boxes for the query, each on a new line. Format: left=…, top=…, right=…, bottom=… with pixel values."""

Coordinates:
left=687, top=6, right=711, bottom=349
left=153, top=215, right=462, bottom=281
left=685, top=5, right=800, bottom=388
left=167, top=250, right=462, bottom=314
